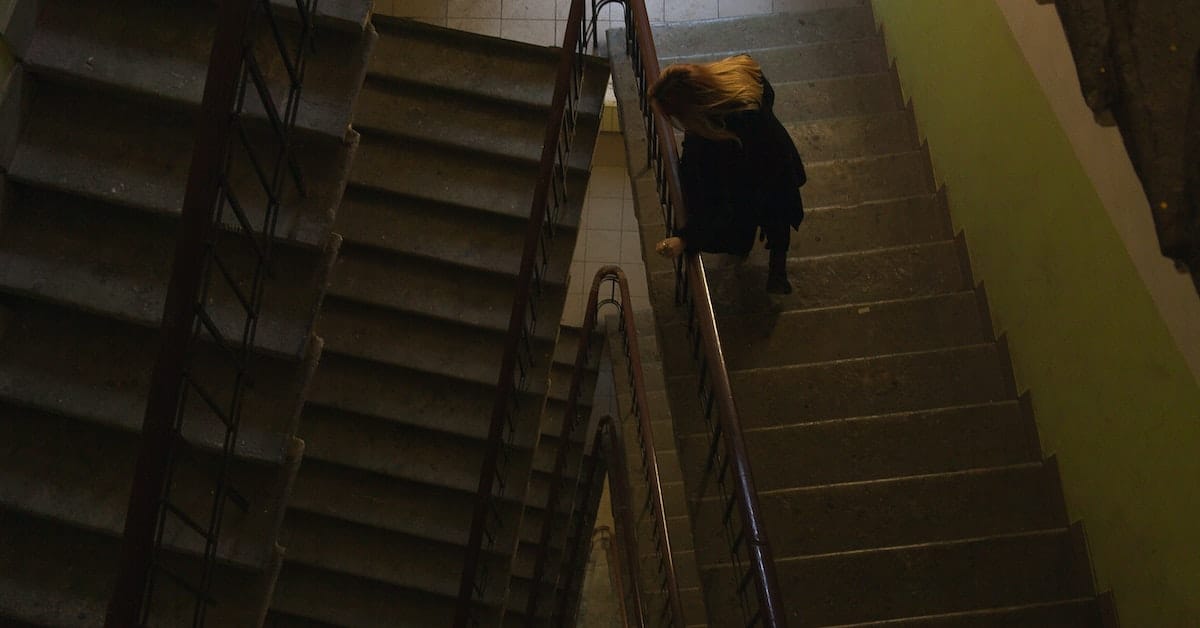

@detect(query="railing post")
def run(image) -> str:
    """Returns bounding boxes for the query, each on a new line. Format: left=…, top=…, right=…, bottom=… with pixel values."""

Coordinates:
left=106, top=1, right=254, bottom=624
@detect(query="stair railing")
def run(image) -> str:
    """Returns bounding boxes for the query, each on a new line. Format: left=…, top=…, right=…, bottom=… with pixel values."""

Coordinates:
left=527, top=267, right=685, bottom=627
left=455, top=0, right=593, bottom=622
left=553, top=428, right=609, bottom=626
left=607, top=3, right=789, bottom=627
left=593, top=526, right=633, bottom=628
left=107, top=1, right=317, bottom=625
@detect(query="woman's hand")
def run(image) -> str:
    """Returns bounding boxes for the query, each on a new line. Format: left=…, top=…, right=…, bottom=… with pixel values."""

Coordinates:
left=656, top=237, right=685, bottom=258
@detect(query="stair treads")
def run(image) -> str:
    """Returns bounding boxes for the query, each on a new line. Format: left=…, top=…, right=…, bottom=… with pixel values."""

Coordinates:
left=297, top=402, right=532, bottom=496
left=785, top=109, right=917, bottom=162
left=281, top=509, right=511, bottom=604
left=660, top=37, right=888, bottom=84
left=651, top=240, right=968, bottom=320
left=0, top=300, right=297, bottom=461
left=667, top=343, right=1010, bottom=431
left=371, top=17, right=558, bottom=108
left=287, top=459, right=522, bottom=551
left=335, top=188, right=577, bottom=278
left=823, top=597, right=1105, bottom=627
left=355, top=78, right=597, bottom=173
left=690, top=463, right=1061, bottom=562
left=1, top=403, right=281, bottom=569
left=803, top=150, right=936, bottom=207
left=0, top=185, right=323, bottom=357
left=326, top=246, right=566, bottom=336
left=272, top=563, right=463, bottom=627
left=651, top=6, right=876, bottom=58
left=678, top=402, right=1038, bottom=489
left=22, top=0, right=372, bottom=140
left=770, top=71, right=903, bottom=123
left=700, top=530, right=1089, bottom=627
left=6, top=81, right=347, bottom=247
left=0, top=510, right=266, bottom=627
left=796, top=194, right=951, bottom=257
left=683, top=291, right=986, bottom=371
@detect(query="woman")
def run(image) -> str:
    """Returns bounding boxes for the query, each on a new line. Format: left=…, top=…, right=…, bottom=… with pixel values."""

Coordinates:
left=648, top=54, right=807, bottom=294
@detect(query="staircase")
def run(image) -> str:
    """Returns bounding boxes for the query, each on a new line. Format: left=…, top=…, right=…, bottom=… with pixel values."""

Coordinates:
left=264, top=18, right=610, bottom=626
left=609, top=3, right=1117, bottom=626
left=0, top=0, right=372, bottom=624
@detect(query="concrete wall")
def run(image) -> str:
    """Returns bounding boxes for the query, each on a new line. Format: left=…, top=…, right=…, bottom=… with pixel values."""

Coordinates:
left=869, top=1, right=1200, bottom=625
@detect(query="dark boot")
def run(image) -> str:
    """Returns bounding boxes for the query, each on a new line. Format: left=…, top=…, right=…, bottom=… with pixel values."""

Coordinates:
left=766, top=248, right=791, bottom=294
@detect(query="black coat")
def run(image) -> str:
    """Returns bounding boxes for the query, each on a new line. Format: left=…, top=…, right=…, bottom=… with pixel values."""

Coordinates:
left=675, top=78, right=806, bottom=256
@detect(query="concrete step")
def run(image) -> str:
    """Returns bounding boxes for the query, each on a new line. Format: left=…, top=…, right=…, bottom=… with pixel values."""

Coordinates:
left=795, top=193, right=952, bottom=256
left=668, top=343, right=1012, bottom=433
left=651, top=6, right=877, bottom=58
left=678, top=402, right=1039, bottom=489
left=298, top=402, right=533, bottom=499
left=287, top=458, right=524, bottom=553
left=3, top=78, right=350, bottom=248
left=786, top=108, right=918, bottom=161
left=0, top=183, right=330, bottom=358
left=660, top=37, right=888, bottom=84
left=0, top=509, right=267, bottom=626
left=19, top=0, right=374, bottom=140
left=0, top=298, right=298, bottom=463
left=804, top=149, right=936, bottom=207
left=335, top=187, right=577, bottom=280
left=691, top=463, right=1064, bottom=563
left=770, top=71, right=904, bottom=122
left=701, top=530, right=1092, bottom=627
left=370, top=16, right=608, bottom=114
left=1, top=402, right=285, bottom=569
left=326, top=246, right=567, bottom=338
left=355, top=76, right=603, bottom=173
left=651, top=240, right=970, bottom=320
left=661, top=291, right=988, bottom=374
left=347, top=132, right=588, bottom=226
left=270, top=562, right=464, bottom=627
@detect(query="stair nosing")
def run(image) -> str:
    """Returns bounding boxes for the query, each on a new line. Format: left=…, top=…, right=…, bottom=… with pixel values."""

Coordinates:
left=818, top=596, right=1102, bottom=628
left=659, top=34, right=884, bottom=63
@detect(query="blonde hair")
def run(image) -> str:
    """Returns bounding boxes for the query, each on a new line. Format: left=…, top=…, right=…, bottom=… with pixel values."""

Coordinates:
left=648, top=54, right=764, bottom=142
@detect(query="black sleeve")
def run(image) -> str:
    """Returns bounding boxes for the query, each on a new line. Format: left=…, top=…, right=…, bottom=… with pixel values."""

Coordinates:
left=676, top=134, right=716, bottom=253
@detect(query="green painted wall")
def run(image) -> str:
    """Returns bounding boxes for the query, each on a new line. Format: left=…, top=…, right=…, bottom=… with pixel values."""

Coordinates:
left=870, top=1, right=1200, bottom=625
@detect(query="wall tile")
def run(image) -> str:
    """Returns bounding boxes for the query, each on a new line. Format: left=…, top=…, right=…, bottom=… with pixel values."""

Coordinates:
left=585, top=229, right=622, bottom=262
left=447, top=17, right=503, bottom=35
left=587, top=196, right=623, bottom=230
left=719, top=0, right=772, bottom=18
left=500, top=19, right=557, bottom=45
left=588, top=167, right=628, bottom=198
left=620, top=231, right=645, bottom=264
left=449, top=0, right=501, bottom=18
left=503, top=0, right=555, bottom=20
left=393, top=0, right=447, bottom=18
left=665, top=0, right=718, bottom=22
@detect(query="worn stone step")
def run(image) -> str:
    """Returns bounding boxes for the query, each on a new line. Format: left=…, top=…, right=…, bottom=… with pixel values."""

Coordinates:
left=691, top=463, right=1063, bottom=565
left=348, top=132, right=588, bottom=226
left=659, top=291, right=989, bottom=374
left=804, top=149, right=935, bottom=207
left=281, top=509, right=511, bottom=606
left=827, top=597, right=1105, bottom=627
left=355, top=76, right=603, bottom=173
left=335, top=186, right=578, bottom=279
left=1, top=402, right=286, bottom=569
left=678, top=402, right=1039, bottom=491
left=3, top=78, right=350, bottom=248
left=0, top=183, right=329, bottom=358
left=0, top=509, right=267, bottom=627
left=327, top=246, right=567, bottom=338
left=271, top=562, right=471, bottom=627
left=651, top=240, right=970, bottom=321
left=306, top=352, right=554, bottom=447
left=370, top=16, right=608, bottom=113
left=660, top=37, right=888, bottom=84
left=298, top=399, right=533, bottom=499
left=795, top=193, right=952, bottom=256
left=701, top=530, right=1092, bottom=627
left=288, top=458, right=524, bottom=553
left=669, top=343, right=1011, bottom=433
left=20, top=0, right=374, bottom=140
left=0, top=298, right=299, bottom=462
left=786, top=108, right=917, bottom=161
left=769, top=70, right=903, bottom=122
left=651, top=6, right=877, bottom=58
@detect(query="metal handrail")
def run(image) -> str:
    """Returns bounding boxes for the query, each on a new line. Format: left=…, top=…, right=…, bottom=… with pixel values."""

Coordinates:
left=455, top=0, right=592, bottom=622
left=552, top=428, right=609, bottom=626
left=107, top=1, right=317, bottom=625
left=608, top=3, right=789, bottom=626
left=526, top=267, right=685, bottom=627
